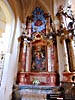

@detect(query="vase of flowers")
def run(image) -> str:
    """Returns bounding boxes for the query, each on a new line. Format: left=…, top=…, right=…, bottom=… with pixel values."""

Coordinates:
left=33, top=79, right=40, bottom=85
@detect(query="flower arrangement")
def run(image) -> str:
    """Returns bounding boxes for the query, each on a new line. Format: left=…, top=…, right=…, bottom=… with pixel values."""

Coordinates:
left=33, top=79, right=40, bottom=85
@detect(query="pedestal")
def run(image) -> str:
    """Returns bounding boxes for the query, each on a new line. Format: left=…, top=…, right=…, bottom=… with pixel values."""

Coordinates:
left=18, top=72, right=25, bottom=85
left=62, top=72, right=74, bottom=82
left=18, top=72, right=59, bottom=86
left=49, top=72, right=59, bottom=86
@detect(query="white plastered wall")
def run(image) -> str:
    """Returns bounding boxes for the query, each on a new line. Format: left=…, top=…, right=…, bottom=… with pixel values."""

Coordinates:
left=0, top=1, right=21, bottom=100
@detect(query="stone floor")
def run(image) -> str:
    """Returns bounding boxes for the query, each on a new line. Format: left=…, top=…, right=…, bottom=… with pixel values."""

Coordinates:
left=11, top=83, right=75, bottom=100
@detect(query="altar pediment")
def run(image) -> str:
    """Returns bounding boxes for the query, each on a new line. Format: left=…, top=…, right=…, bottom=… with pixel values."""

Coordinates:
left=32, top=32, right=47, bottom=46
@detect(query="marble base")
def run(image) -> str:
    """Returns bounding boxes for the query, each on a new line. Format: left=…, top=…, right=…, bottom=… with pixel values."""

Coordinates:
left=17, top=72, right=59, bottom=86
left=62, top=71, right=74, bottom=82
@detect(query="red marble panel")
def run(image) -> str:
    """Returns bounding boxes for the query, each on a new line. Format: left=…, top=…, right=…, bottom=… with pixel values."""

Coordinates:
left=18, top=72, right=58, bottom=86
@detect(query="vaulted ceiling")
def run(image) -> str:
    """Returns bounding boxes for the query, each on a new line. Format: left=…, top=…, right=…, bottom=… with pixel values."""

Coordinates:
left=8, top=0, right=70, bottom=24
left=8, top=0, right=54, bottom=23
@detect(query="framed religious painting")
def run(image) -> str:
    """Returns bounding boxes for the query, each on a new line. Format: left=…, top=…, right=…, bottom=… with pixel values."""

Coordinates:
left=31, top=45, right=47, bottom=72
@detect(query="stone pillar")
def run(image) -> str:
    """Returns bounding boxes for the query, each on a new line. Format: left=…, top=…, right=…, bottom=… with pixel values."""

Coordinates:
left=28, top=20, right=32, bottom=37
left=70, top=40, right=75, bottom=71
left=63, top=39, right=69, bottom=72
left=62, top=39, right=73, bottom=82
left=48, top=40, right=59, bottom=86
left=56, top=36, right=64, bottom=81
left=18, top=36, right=26, bottom=84
left=26, top=44, right=31, bottom=72
left=46, top=16, right=50, bottom=34
left=21, top=40, right=27, bottom=71
left=47, top=45, right=51, bottom=72
left=18, top=39, right=27, bottom=72
left=50, top=41, right=55, bottom=72
left=18, top=35, right=24, bottom=72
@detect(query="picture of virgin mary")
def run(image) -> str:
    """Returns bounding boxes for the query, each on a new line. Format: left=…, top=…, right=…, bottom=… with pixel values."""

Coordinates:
left=31, top=46, right=46, bottom=71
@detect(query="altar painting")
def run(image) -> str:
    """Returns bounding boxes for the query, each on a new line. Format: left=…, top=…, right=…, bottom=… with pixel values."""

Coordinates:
left=31, top=46, right=46, bottom=71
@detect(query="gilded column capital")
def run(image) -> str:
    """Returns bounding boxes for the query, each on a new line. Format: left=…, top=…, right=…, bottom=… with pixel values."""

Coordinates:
left=18, top=36, right=21, bottom=42
left=27, top=43, right=30, bottom=47
left=47, top=40, right=53, bottom=47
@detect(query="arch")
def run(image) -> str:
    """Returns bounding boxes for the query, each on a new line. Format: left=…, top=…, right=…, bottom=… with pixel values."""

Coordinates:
left=0, top=0, right=15, bottom=53
left=38, top=0, right=51, bottom=14
left=0, top=1, right=16, bottom=100
left=0, top=0, right=16, bottom=86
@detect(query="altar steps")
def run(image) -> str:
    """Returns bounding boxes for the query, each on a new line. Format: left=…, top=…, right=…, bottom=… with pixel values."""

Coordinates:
left=18, top=85, right=63, bottom=100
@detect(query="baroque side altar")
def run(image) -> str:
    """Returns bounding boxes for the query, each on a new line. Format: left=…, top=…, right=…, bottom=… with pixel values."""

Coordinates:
left=17, top=7, right=59, bottom=86
left=16, top=6, right=75, bottom=87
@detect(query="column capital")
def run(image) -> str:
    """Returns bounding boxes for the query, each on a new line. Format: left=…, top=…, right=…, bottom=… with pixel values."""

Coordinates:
left=27, top=43, right=30, bottom=47
left=47, top=39, right=54, bottom=47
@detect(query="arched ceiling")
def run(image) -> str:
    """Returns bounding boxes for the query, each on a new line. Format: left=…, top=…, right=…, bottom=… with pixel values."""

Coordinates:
left=8, top=0, right=53, bottom=23
left=8, top=0, right=75, bottom=23
left=0, top=7, right=6, bottom=37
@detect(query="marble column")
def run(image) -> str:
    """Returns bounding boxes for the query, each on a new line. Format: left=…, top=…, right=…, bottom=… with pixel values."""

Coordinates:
left=70, top=40, right=75, bottom=71
left=50, top=41, right=55, bottom=72
left=47, top=45, right=51, bottom=72
left=21, top=40, right=27, bottom=71
left=18, top=36, right=24, bottom=72
left=49, top=40, right=58, bottom=86
left=62, top=39, right=73, bottom=82
left=18, top=37, right=26, bottom=84
left=26, top=44, right=31, bottom=72
left=56, top=36, right=64, bottom=81
left=46, top=16, right=50, bottom=34
left=28, top=20, right=32, bottom=37
left=63, top=39, right=69, bottom=72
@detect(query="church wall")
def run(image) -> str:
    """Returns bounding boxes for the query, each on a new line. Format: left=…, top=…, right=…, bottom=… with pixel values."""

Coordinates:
left=0, top=1, right=21, bottom=100
left=0, top=1, right=13, bottom=100
left=3, top=18, right=21, bottom=100
left=0, top=0, right=75, bottom=100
